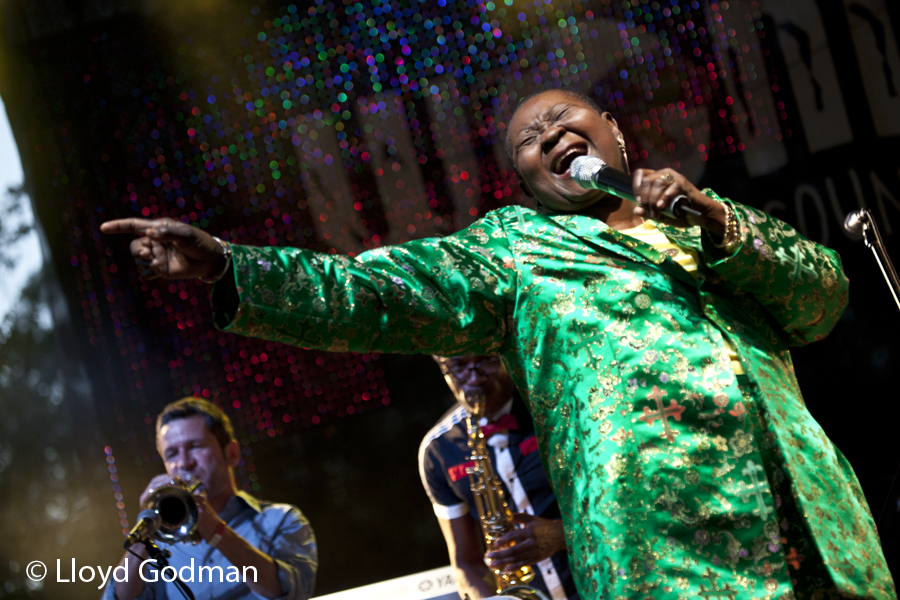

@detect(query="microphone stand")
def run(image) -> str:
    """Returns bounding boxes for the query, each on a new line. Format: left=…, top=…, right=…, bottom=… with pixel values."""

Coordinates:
left=127, top=538, right=196, bottom=600
left=845, top=208, right=900, bottom=531
left=845, top=208, right=900, bottom=313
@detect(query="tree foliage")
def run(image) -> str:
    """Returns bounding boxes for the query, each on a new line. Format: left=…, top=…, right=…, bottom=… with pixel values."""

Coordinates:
left=0, top=186, right=91, bottom=598
left=0, top=183, right=32, bottom=270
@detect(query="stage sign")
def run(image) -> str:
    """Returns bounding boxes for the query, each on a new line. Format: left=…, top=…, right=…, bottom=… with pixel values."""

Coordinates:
left=313, top=565, right=459, bottom=600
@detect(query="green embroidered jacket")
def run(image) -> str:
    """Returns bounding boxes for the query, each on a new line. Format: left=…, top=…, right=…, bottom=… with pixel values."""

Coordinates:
left=214, top=193, right=894, bottom=599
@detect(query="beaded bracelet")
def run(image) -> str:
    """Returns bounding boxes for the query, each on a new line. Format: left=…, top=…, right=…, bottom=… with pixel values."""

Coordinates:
left=199, top=236, right=232, bottom=284
left=715, top=203, right=740, bottom=253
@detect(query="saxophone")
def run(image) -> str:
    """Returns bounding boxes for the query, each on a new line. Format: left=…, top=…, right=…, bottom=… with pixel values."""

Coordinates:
left=465, top=394, right=537, bottom=594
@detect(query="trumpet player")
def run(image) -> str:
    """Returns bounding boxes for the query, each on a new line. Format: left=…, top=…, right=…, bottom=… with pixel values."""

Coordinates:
left=419, top=356, right=579, bottom=600
left=103, top=397, right=317, bottom=600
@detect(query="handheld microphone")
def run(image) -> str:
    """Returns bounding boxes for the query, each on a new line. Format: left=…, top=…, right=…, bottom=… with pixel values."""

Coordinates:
left=124, top=509, right=162, bottom=547
left=569, top=156, right=702, bottom=219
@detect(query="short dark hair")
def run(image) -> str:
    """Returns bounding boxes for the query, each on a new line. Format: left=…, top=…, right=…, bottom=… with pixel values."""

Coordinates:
left=157, top=397, right=236, bottom=450
left=503, top=87, right=604, bottom=169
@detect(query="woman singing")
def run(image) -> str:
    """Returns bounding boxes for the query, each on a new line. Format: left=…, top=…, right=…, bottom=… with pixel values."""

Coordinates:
left=103, top=89, right=895, bottom=599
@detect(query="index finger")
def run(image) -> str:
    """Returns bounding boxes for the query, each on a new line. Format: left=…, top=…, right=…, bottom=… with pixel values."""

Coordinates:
left=492, top=528, right=529, bottom=547
left=486, top=537, right=534, bottom=559
left=633, top=169, right=647, bottom=204
left=148, top=474, right=175, bottom=486
left=100, top=218, right=156, bottom=235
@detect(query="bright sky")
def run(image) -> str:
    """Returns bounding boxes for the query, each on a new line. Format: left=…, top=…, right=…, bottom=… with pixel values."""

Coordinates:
left=0, top=94, right=43, bottom=322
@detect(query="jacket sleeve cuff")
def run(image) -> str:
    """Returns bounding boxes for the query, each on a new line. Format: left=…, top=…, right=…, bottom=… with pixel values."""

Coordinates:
left=211, top=254, right=242, bottom=329
left=701, top=197, right=745, bottom=268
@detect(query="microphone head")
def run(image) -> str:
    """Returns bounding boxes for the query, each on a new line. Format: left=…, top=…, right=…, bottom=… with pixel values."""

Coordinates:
left=570, top=155, right=607, bottom=189
left=125, top=510, right=162, bottom=546
left=843, top=209, right=868, bottom=235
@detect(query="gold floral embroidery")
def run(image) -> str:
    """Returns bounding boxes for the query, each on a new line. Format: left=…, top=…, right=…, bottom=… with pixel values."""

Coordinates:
left=219, top=197, right=891, bottom=600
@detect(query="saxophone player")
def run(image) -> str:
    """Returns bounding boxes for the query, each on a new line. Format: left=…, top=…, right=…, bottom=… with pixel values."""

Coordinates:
left=419, top=357, right=580, bottom=600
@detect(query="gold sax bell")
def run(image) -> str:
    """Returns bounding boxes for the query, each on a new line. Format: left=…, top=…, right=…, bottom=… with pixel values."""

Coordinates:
left=142, top=479, right=203, bottom=544
left=487, top=586, right=551, bottom=600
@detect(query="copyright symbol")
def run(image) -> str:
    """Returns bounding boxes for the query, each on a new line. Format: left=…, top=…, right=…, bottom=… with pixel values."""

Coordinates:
left=25, top=561, right=46, bottom=581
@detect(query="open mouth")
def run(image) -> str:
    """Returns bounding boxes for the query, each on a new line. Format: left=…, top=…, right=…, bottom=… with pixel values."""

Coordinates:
left=552, top=145, right=588, bottom=175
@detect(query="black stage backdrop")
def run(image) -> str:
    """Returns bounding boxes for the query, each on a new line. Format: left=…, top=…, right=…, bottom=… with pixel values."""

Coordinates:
left=0, top=0, right=898, bottom=597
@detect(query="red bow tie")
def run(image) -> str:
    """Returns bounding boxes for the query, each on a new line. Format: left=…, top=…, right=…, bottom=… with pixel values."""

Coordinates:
left=481, top=414, right=519, bottom=438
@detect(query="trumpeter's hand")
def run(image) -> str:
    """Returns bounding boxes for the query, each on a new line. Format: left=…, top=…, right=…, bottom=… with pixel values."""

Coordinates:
left=100, top=218, right=227, bottom=281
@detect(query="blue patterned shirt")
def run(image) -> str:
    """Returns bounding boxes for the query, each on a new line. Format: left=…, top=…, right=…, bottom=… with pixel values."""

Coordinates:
left=102, top=491, right=317, bottom=600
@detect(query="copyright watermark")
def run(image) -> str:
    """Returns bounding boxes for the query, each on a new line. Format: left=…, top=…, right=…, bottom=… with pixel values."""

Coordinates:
left=22, top=559, right=256, bottom=589
left=25, top=561, right=47, bottom=581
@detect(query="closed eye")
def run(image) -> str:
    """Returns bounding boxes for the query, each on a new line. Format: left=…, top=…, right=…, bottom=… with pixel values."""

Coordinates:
left=516, top=133, right=537, bottom=150
left=554, top=106, right=571, bottom=119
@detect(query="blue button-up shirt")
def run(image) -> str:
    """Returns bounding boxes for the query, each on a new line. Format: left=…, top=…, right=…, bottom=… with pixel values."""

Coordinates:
left=103, top=491, right=317, bottom=600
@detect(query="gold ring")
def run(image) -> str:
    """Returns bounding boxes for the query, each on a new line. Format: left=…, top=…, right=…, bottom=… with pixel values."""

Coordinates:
left=662, top=173, right=674, bottom=185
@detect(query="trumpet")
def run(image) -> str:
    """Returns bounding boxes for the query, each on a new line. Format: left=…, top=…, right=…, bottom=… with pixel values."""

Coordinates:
left=142, top=478, right=204, bottom=544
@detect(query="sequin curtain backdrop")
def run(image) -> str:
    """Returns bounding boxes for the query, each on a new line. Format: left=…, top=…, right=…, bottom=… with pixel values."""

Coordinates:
left=0, top=0, right=899, bottom=596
